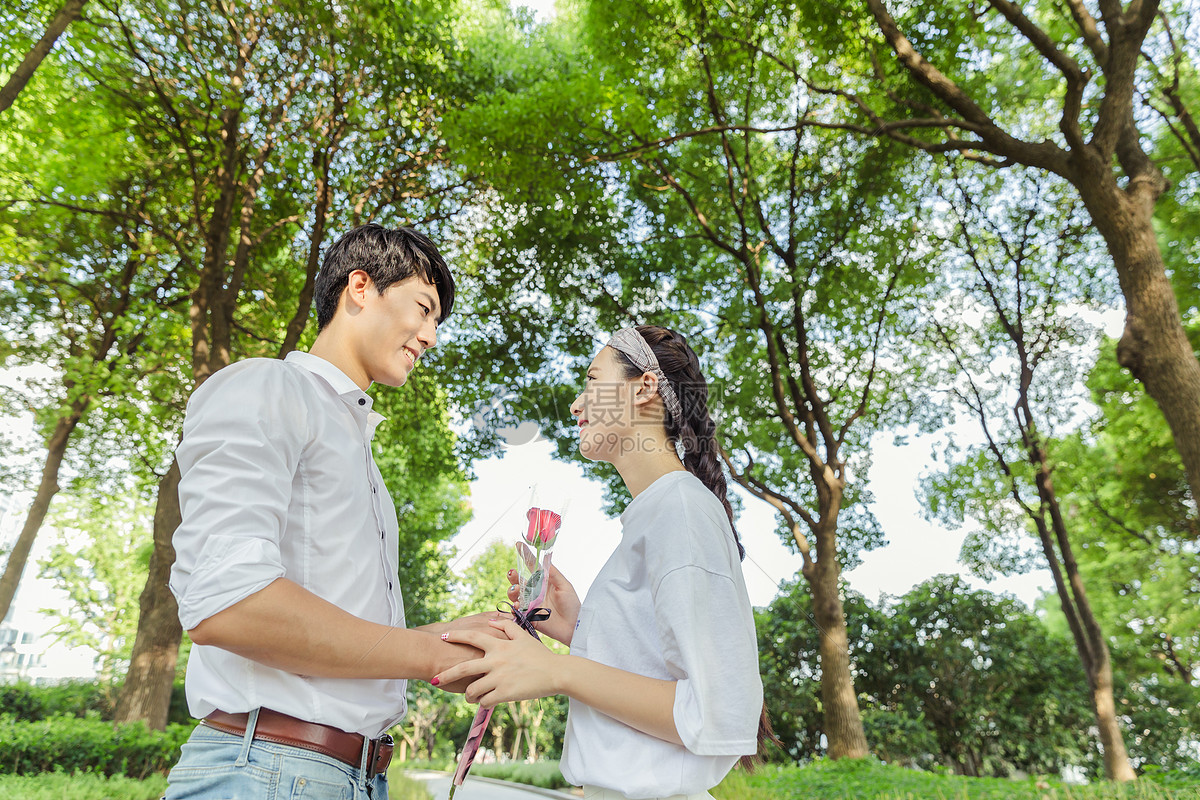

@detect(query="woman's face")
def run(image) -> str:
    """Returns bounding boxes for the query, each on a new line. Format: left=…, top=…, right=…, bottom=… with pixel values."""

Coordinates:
left=570, top=347, right=638, bottom=463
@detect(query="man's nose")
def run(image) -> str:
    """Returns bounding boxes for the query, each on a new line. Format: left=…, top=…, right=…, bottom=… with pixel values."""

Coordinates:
left=420, top=319, right=437, bottom=350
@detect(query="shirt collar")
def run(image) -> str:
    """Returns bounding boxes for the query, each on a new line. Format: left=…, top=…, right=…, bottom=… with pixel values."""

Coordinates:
left=285, top=351, right=386, bottom=438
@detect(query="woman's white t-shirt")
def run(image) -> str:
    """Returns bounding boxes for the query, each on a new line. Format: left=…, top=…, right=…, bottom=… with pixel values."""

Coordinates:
left=560, top=471, right=763, bottom=799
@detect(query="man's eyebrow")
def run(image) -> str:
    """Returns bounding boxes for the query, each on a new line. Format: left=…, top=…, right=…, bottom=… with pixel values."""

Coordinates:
left=419, top=289, right=440, bottom=317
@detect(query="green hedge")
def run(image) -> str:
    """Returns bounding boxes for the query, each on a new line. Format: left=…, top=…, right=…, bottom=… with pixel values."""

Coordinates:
left=0, top=715, right=192, bottom=779
left=0, top=682, right=114, bottom=722
left=0, top=681, right=190, bottom=727
left=469, top=760, right=572, bottom=790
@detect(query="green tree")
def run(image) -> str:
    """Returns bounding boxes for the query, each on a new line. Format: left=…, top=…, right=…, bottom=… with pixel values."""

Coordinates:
left=1044, top=340, right=1200, bottom=770
left=0, top=0, right=89, bottom=114
left=38, top=491, right=152, bottom=694
left=809, top=0, right=1200, bottom=505
left=0, top=153, right=187, bottom=629
left=862, top=576, right=1097, bottom=778
left=920, top=167, right=1135, bottom=778
left=758, top=576, right=1097, bottom=776
left=443, top=0, right=939, bottom=758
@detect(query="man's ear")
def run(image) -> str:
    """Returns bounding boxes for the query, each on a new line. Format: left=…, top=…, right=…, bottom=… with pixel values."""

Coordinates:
left=344, top=270, right=374, bottom=312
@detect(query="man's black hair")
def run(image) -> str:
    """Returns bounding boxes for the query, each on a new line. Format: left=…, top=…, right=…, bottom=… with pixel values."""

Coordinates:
left=313, top=223, right=455, bottom=331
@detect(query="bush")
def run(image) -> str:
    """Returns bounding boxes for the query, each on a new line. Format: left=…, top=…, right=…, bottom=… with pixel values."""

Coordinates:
left=0, top=680, right=191, bottom=727
left=0, top=681, right=113, bottom=722
left=470, top=760, right=572, bottom=790
left=0, top=714, right=192, bottom=779
left=1144, top=762, right=1200, bottom=789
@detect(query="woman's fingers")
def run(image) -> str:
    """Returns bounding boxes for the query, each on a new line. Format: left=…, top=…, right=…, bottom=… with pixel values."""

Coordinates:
left=443, top=629, right=499, bottom=650
left=433, top=657, right=487, bottom=688
left=489, top=618, right=526, bottom=639
left=465, top=675, right=500, bottom=706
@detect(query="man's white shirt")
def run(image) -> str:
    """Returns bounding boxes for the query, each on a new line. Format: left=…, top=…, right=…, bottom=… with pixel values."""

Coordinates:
left=170, top=351, right=407, bottom=738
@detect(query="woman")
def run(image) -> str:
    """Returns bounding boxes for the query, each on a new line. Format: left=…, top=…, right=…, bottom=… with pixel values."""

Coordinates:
left=437, top=325, right=764, bottom=800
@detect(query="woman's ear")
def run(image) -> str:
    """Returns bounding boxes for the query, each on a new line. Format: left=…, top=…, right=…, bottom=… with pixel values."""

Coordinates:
left=632, top=372, right=660, bottom=407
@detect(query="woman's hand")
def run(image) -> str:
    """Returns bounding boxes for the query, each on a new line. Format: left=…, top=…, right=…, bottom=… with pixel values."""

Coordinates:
left=434, top=620, right=562, bottom=707
left=416, top=611, right=507, bottom=639
left=507, top=558, right=581, bottom=645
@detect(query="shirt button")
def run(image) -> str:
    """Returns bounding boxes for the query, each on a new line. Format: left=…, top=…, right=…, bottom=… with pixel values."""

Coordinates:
left=358, top=398, right=366, bottom=406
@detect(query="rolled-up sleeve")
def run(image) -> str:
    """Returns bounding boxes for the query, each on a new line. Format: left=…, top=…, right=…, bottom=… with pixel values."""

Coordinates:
left=169, top=362, right=307, bottom=631
left=653, top=564, right=763, bottom=757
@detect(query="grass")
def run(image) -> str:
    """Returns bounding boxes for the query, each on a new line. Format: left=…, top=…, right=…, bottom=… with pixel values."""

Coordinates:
left=712, top=760, right=1200, bottom=800
left=0, top=765, right=431, bottom=800
left=388, top=769, right=434, bottom=800
left=0, top=772, right=168, bottom=800
left=7, top=758, right=1198, bottom=800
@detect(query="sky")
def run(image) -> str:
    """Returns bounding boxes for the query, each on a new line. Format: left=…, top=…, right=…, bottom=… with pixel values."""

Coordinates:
left=446, top=424, right=1052, bottom=615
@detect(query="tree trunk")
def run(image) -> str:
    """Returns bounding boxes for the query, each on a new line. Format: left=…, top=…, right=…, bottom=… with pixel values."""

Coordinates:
left=1070, top=156, right=1200, bottom=509
left=1031, top=452, right=1136, bottom=781
left=0, top=402, right=86, bottom=622
left=278, top=143, right=334, bottom=357
left=0, top=0, right=88, bottom=114
left=113, top=460, right=183, bottom=730
left=805, top=516, right=869, bottom=759
left=510, top=727, right=523, bottom=761
left=1090, top=645, right=1135, bottom=781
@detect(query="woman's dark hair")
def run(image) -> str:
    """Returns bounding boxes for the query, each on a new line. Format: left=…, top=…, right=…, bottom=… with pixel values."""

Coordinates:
left=313, top=223, right=455, bottom=331
left=611, top=324, right=744, bottom=561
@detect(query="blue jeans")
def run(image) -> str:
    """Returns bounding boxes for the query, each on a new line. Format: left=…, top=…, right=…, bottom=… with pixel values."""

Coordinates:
left=165, top=711, right=389, bottom=800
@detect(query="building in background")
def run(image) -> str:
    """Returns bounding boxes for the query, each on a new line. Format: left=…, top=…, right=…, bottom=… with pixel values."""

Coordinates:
left=0, top=491, right=97, bottom=684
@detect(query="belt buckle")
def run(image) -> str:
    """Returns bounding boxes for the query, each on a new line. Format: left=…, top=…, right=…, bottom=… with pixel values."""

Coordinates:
left=368, top=733, right=394, bottom=779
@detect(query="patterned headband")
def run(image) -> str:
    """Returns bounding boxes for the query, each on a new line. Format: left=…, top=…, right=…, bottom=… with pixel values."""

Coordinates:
left=606, top=327, right=683, bottom=423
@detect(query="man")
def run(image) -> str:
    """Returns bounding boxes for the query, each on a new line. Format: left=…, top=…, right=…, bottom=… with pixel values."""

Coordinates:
left=166, top=224, right=487, bottom=799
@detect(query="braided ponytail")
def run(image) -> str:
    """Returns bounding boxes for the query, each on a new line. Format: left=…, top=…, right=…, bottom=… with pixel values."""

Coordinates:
left=613, top=325, right=745, bottom=561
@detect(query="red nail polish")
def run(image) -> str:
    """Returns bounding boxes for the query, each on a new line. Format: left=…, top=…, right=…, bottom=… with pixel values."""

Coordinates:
left=431, top=676, right=440, bottom=686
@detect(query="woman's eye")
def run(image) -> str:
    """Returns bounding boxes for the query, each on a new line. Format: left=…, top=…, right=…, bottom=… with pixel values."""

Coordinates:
left=419, top=304, right=430, bottom=316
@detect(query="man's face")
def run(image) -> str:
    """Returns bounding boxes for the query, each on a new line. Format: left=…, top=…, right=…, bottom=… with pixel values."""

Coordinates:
left=359, top=273, right=441, bottom=387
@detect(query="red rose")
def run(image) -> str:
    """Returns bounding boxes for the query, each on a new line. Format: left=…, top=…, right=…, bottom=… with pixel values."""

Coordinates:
left=524, top=507, right=562, bottom=548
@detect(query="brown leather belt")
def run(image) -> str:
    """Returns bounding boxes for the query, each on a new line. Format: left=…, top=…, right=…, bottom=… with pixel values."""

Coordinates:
left=203, top=708, right=393, bottom=779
